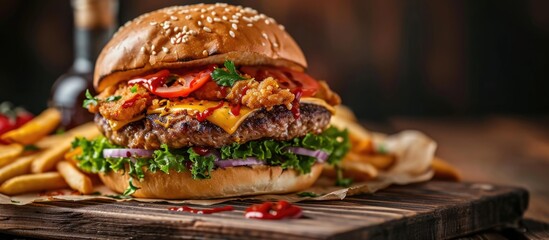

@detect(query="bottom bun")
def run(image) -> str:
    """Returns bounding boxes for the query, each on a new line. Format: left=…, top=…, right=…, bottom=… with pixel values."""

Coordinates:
left=99, top=164, right=323, bottom=199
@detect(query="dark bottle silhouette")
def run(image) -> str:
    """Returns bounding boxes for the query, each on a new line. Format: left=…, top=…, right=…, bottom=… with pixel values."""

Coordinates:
left=49, top=0, right=117, bottom=130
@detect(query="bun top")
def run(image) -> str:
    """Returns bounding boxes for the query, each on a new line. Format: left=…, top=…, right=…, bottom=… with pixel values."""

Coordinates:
left=94, top=3, right=307, bottom=92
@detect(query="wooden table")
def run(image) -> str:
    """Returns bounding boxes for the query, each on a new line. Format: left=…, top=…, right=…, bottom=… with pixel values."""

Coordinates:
left=387, top=116, right=549, bottom=223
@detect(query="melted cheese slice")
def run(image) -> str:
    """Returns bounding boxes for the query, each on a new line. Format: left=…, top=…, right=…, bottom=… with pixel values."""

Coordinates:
left=108, top=115, right=145, bottom=131
left=108, top=97, right=334, bottom=134
left=147, top=99, right=258, bottom=134
left=300, top=97, right=336, bottom=114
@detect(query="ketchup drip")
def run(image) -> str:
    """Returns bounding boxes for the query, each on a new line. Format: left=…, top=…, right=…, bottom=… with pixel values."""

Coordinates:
left=196, top=101, right=225, bottom=122
left=244, top=200, right=303, bottom=220
left=168, top=205, right=234, bottom=214
left=230, top=104, right=241, bottom=116
left=230, top=85, right=249, bottom=116
left=192, top=146, right=210, bottom=156
left=128, top=70, right=170, bottom=92
left=122, top=94, right=142, bottom=108
left=290, top=89, right=303, bottom=120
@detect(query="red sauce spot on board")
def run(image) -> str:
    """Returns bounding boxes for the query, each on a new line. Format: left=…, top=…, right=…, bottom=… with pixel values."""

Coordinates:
left=244, top=200, right=303, bottom=220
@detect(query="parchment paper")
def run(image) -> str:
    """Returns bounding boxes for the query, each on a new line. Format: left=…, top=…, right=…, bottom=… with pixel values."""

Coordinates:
left=0, top=130, right=435, bottom=205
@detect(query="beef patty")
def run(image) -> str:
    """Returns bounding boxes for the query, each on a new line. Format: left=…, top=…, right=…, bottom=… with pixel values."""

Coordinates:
left=95, top=103, right=331, bottom=149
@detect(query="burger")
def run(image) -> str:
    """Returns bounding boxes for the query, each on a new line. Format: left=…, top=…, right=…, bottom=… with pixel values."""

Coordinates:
left=73, top=3, right=349, bottom=199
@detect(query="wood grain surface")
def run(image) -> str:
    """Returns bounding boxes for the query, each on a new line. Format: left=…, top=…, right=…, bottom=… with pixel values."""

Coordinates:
left=390, top=116, right=549, bottom=222
left=0, top=181, right=527, bottom=240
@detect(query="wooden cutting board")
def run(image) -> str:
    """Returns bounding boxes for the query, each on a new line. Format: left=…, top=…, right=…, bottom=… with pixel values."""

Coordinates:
left=0, top=181, right=528, bottom=239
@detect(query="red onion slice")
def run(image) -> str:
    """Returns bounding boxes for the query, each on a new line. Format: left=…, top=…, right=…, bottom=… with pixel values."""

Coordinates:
left=215, top=157, right=264, bottom=168
left=285, top=147, right=329, bottom=163
left=103, top=149, right=154, bottom=158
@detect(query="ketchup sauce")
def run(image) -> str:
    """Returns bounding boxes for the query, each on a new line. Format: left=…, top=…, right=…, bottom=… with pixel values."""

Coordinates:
left=121, top=94, right=142, bottom=108
left=290, top=89, right=303, bottom=120
left=128, top=70, right=170, bottom=92
left=196, top=101, right=225, bottom=122
left=244, top=200, right=303, bottom=220
left=168, top=205, right=234, bottom=214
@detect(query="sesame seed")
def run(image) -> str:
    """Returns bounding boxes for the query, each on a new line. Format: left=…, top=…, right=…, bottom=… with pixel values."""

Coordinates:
left=190, top=30, right=198, bottom=35
left=261, top=42, right=266, bottom=46
left=211, top=11, right=217, bottom=16
left=207, top=16, right=213, bottom=23
left=229, top=30, right=235, bottom=38
left=183, top=25, right=189, bottom=32
left=201, top=9, right=207, bottom=13
left=232, top=23, right=238, bottom=30
left=224, top=8, right=230, bottom=12
left=151, top=44, right=156, bottom=50
left=170, top=16, right=178, bottom=21
left=230, top=19, right=239, bottom=23
left=162, top=47, right=169, bottom=53
left=273, top=42, right=279, bottom=48
left=165, top=29, right=171, bottom=35
left=222, top=16, right=228, bottom=21
left=185, top=15, right=192, bottom=20
left=149, top=21, right=157, bottom=26
left=232, top=15, right=239, bottom=19
left=203, top=26, right=212, bottom=33
left=198, top=20, right=203, bottom=26
left=140, top=46, right=146, bottom=52
left=235, top=12, right=242, bottom=17
left=262, top=33, right=268, bottom=39
left=265, top=19, right=271, bottom=25
left=200, top=14, right=205, bottom=19
left=247, top=23, right=253, bottom=27
left=278, top=24, right=285, bottom=30
left=214, top=17, right=221, bottom=22
left=170, top=38, right=175, bottom=44
left=202, top=50, right=208, bottom=56
left=152, top=50, right=157, bottom=56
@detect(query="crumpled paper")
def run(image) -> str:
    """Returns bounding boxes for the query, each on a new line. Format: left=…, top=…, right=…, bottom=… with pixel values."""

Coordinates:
left=0, top=130, right=435, bottom=205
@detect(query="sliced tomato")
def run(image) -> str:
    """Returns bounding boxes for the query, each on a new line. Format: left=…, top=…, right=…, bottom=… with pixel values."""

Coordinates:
left=240, top=66, right=319, bottom=97
left=153, top=69, right=212, bottom=98
left=128, top=70, right=171, bottom=92
left=128, top=68, right=212, bottom=98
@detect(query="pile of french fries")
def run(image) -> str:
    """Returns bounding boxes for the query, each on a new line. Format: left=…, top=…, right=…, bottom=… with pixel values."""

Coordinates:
left=327, top=105, right=460, bottom=181
left=0, top=108, right=99, bottom=196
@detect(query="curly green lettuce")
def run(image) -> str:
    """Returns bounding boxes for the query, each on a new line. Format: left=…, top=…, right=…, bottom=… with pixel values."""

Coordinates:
left=72, top=126, right=350, bottom=181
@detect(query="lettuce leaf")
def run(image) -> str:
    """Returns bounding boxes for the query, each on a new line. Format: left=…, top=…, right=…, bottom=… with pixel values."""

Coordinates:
left=72, top=126, right=349, bottom=180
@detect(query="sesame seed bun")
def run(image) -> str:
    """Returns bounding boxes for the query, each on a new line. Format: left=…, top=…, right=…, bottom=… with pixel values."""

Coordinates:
left=99, top=164, right=323, bottom=199
left=94, top=3, right=307, bottom=92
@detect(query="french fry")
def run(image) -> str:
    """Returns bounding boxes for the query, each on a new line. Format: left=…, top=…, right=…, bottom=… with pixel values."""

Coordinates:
left=31, top=137, right=74, bottom=173
left=334, top=105, right=358, bottom=122
left=432, top=157, right=461, bottom=181
left=331, top=115, right=373, bottom=153
left=345, top=152, right=396, bottom=171
left=56, top=161, right=93, bottom=194
left=64, top=147, right=82, bottom=166
left=0, top=172, right=68, bottom=195
left=31, top=124, right=99, bottom=174
left=0, top=154, right=36, bottom=185
left=323, top=160, right=379, bottom=182
left=34, top=134, right=66, bottom=149
left=0, top=144, right=24, bottom=168
left=1, top=108, right=61, bottom=145
left=33, top=122, right=99, bottom=150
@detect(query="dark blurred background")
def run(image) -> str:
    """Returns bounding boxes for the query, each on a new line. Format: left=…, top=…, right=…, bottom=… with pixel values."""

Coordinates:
left=1, top=0, right=548, bottom=120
